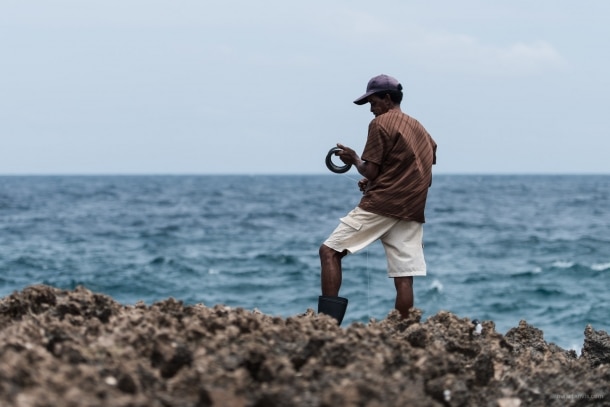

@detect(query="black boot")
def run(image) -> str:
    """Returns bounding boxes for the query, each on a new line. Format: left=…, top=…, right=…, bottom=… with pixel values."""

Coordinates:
left=318, top=295, right=348, bottom=325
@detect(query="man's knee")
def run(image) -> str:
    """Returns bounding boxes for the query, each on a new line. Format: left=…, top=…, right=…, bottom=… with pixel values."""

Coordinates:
left=319, top=244, right=347, bottom=260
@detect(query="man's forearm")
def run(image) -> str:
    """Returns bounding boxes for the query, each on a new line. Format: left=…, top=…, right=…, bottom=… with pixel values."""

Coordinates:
left=356, top=160, right=379, bottom=181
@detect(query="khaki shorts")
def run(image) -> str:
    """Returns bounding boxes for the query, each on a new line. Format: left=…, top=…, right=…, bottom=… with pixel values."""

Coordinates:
left=323, top=207, right=426, bottom=278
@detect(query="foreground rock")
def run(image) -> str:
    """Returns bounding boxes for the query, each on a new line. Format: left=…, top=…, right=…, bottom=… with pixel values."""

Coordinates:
left=0, top=285, right=608, bottom=406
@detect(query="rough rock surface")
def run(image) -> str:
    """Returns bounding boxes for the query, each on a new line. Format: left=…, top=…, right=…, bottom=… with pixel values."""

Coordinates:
left=0, top=285, right=608, bottom=407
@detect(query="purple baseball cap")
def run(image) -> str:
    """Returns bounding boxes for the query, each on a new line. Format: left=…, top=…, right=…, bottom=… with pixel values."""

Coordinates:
left=353, top=74, right=402, bottom=105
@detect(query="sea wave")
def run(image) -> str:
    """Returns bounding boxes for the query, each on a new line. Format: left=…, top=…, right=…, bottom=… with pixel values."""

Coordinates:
left=1, top=174, right=609, bottom=351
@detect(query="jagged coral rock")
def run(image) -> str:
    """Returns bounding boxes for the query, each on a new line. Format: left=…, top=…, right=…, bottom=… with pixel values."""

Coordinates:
left=0, top=285, right=609, bottom=407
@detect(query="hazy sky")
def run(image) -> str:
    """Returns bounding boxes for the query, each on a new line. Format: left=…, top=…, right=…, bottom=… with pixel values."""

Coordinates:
left=1, top=1, right=609, bottom=175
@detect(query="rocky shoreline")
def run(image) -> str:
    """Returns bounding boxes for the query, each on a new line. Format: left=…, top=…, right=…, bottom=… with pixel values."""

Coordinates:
left=0, top=285, right=608, bottom=406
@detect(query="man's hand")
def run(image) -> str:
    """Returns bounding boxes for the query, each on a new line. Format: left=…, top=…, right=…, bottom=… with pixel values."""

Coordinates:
left=335, top=143, right=360, bottom=166
left=358, top=178, right=369, bottom=193
left=336, top=143, right=380, bottom=181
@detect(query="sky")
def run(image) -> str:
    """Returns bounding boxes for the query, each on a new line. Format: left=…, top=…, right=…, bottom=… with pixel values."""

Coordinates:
left=1, top=1, right=609, bottom=175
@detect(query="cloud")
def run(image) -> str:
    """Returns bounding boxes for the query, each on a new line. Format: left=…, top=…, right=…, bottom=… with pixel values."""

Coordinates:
left=313, top=5, right=569, bottom=78
left=408, top=30, right=568, bottom=76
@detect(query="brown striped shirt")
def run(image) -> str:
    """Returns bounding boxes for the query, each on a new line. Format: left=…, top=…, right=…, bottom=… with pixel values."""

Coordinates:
left=358, top=110, right=437, bottom=223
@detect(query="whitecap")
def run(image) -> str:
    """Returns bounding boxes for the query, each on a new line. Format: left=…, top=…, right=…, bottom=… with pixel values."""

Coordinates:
left=430, top=279, right=444, bottom=292
left=552, top=260, right=574, bottom=269
left=591, top=262, right=610, bottom=271
left=208, top=268, right=220, bottom=275
left=570, top=344, right=582, bottom=357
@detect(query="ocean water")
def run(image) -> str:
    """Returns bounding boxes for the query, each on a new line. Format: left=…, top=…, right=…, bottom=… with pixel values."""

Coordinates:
left=1, top=174, right=608, bottom=351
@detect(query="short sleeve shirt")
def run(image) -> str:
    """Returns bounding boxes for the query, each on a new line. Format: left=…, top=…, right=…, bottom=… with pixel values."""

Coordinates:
left=358, top=110, right=437, bottom=223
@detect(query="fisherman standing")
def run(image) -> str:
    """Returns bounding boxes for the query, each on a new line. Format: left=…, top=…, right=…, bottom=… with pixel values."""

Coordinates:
left=318, top=74, right=437, bottom=324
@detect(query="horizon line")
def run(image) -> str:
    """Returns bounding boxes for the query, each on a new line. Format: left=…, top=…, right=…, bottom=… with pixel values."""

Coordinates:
left=1, top=172, right=609, bottom=177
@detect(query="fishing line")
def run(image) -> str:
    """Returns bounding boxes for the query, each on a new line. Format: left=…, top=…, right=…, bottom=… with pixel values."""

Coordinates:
left=366, top=247, right=371, bottom=321
left=341, top=173, right=360, bottom=183
left=341, top=173, right=371, bottom=321
left=326, top=146, right=372, bottom=322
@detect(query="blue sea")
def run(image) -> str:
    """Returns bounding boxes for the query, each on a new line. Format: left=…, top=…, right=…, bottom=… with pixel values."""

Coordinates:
left=1, top=174, right=608, bottom=351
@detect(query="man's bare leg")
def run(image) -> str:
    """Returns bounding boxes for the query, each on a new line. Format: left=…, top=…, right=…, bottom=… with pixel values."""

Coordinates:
left=319, top=244, right=347, bottom=296
left=394, top=276, right=414, bottom=318
left=318, top=244, right=349, bottom=324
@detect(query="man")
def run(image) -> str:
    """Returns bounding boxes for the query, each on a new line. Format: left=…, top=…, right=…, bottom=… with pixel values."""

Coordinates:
left=318, top=74, right=437, bottom=325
